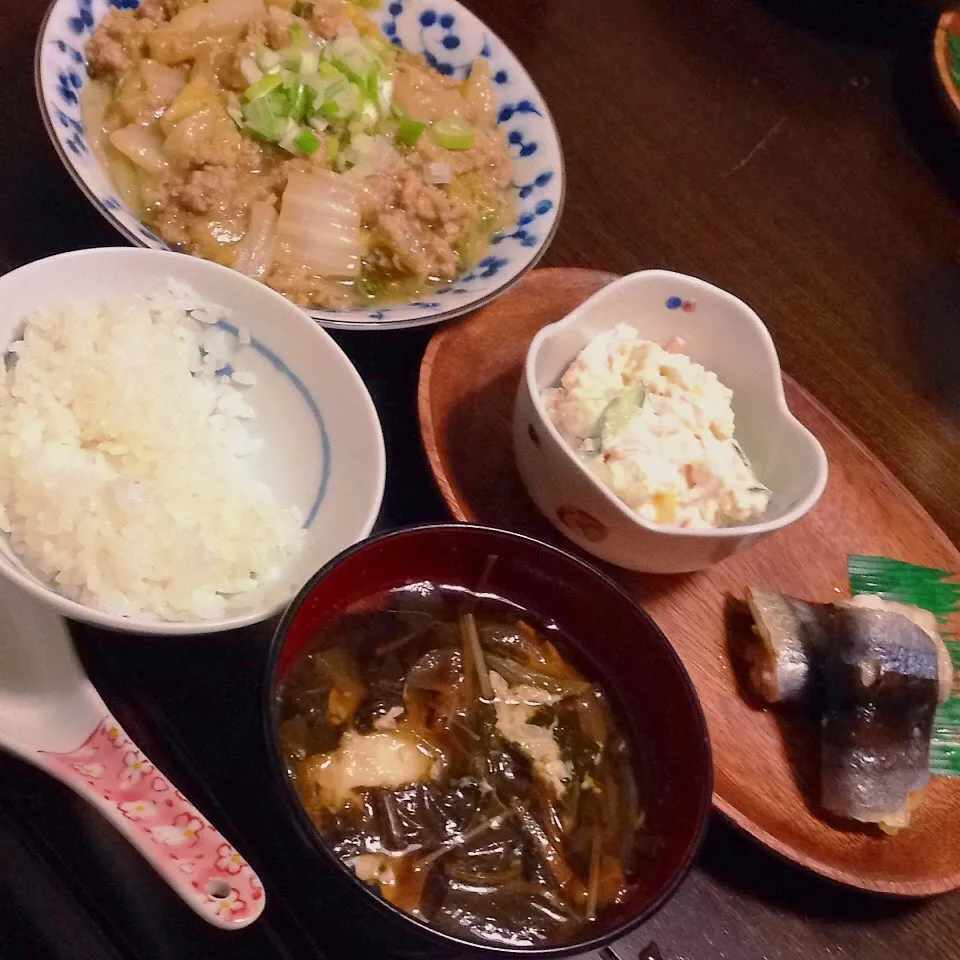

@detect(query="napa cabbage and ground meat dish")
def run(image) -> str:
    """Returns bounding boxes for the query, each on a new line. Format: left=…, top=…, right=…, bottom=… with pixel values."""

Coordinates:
left=277, top=582, right=647, bottom=947
left=83, top=0, right=514, bottom=308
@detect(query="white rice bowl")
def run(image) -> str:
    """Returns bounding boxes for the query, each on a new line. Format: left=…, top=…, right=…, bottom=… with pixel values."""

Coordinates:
left=0, top=248, right=385, bottom=635
left=0, top=282, right=305, bottom=622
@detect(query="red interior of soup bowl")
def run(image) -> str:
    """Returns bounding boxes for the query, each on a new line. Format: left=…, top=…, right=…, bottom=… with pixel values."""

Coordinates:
left=265, top=524, right=712, bottom=957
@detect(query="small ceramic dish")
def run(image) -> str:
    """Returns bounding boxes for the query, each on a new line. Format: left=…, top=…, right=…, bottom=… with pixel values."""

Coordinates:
left=264, top=523, right=711, bottom=958
left=35, top=0, right=564, bottom=331
left=513, top=270, right=828, bottom=574
left=934, top=9, right=960, bottom=120
left=0, top=247, right=385, bottom=635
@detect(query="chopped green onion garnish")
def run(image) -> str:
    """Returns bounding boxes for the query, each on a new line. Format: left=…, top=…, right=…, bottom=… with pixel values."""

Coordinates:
left=397, top=115, right=426, bottom=145
left=240, top=57, right=262, bottom=86
left=281, top=27, right=315, bottom=70
left=278, top=116, right=302, bottom=153
left=334, top=83, right=361, bottom=116
left=264, top=87, right=289, bottom=116
left=238, top=17, right=394, bottom=153
left=313, top=76, right=348, bottom=111
left=363, top=64, right=379, bottom=102
left=299, top=49, right=320, bottom=79
left=377, top=77, right=393, bottom=114
left=294, top=126, right=320, bottom=155
left=284, top=79, right=310, bottom=120
left=300, top=84, right=318, bottom=118
left=318, top=98, right=340, bottom=120
left=242, top=98, right=285, bottom=140
left=226, top=93, right=244, bottom=126
left=432, top=116, right=474, bottom=150
left=243, top=71, right=284, bottom=101
left=256, top=46, right=282, bottom=72
left=318, top=60, right=341, bottom=79
left=330, top=56, right=363, bottom=84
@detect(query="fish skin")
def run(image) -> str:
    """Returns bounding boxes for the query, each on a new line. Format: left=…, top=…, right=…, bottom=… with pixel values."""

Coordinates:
left=744, top=588, right=826, bottom=704
left=820, top=606, right=939, bottom=826
left=842, top=594, right=954, bottom=704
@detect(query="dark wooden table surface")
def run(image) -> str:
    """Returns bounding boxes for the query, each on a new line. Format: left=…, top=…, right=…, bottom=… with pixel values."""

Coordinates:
left=2, top=0, right=960, bottom=957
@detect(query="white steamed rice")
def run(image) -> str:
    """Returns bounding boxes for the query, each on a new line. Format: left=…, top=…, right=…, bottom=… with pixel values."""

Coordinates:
left=0, top=281, right=304, bottom=621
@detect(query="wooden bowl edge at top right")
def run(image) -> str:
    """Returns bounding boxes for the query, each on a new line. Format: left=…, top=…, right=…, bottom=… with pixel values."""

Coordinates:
left=934, top=10, right=960, bottom=121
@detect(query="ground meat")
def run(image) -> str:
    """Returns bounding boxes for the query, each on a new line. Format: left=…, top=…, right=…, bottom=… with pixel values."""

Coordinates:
left=138, top=0, right=174, bottom=24
left=153, top=156, right=274, bottom=262
left=359, top=156, right=464, bottom=223
left=350, top=150, right=402, bottom=218
left=244, top=15, right=267, bottom=46
left=173, top=165, right=237, bottom=214
left=244, top=5, right=296, bottom=50
left=224, top=6, right=295, bottom=88
left=87, top=11, right=154, bottom=79
left=356, top=155, right=467, bottom=281
left=150, top=205, right=191, bottom=247
left=111, top=60, right=185, bottom=124
left=269, top=156, right=323, bottom=194
left=398, top=166, right=468, bottom=228
left=179, top=139, right=235, bottom=170
left=375, top=210, right=457, bottom=279
left=222, top=36, right=255, bottom=90
left=265, top=6, right=296, bottom=47
left=170, top=122, right=261, bottom=171
left=266, top=263, right=355, bottom=308
left=417, top=129, right=513, bottom=194
left=153, top=188, right=248, bottom=261
left=310, top=0, right=351, bottom=39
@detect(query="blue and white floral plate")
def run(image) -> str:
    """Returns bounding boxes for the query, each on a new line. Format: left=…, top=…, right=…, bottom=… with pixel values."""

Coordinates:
left=35, top=0, right=564, bottom=330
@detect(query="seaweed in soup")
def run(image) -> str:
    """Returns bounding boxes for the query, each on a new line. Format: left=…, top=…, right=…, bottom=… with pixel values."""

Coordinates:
left=277, top=582, right=647, bottom=947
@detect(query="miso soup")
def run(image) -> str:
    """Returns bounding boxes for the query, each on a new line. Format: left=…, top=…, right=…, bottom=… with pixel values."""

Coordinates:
left=276, top=581, right=647, bottom=948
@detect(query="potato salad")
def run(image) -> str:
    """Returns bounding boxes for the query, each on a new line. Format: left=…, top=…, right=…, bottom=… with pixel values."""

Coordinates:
left=541, top=323, right=771, bottom=528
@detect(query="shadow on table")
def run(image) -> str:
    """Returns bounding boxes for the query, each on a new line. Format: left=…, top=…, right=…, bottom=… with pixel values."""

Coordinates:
left=886, top=19, right=960, bottom=413
left=700, top=817, right=925, bottom=922
left=331, top=325, right=449, bottom=530
left=896, top=264, right=960, bottom=414
left=757, top=0, right=960, bottom=416
left=751, top=0, right=943, bottom=47
left=0, top=11, right=118, bottom=275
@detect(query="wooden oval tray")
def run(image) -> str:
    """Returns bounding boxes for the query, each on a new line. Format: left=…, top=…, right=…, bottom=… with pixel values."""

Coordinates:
left=418, top=267, right=960, bottom=896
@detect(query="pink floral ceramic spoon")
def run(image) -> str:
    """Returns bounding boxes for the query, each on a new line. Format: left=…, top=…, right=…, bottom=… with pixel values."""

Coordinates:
left=0, top=577, right=265, bottom=929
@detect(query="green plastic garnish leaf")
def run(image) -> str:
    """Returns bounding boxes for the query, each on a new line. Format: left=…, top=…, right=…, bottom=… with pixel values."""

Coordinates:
left=948, top=31, right=960, bottom=91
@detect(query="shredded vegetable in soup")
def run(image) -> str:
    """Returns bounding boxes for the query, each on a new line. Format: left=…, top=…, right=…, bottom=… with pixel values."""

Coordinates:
left=83, top=0, right=515, bottom=308
left=277, top=581, right=647, bottom=947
